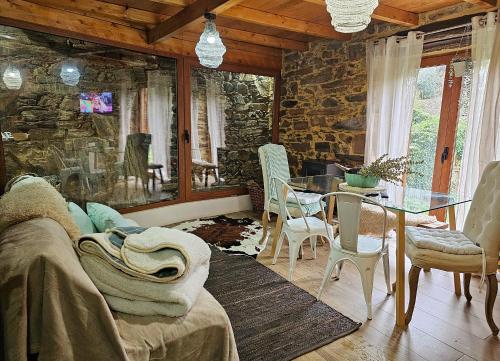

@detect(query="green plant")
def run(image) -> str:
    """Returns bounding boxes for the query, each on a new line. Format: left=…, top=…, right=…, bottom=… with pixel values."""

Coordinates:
left=359, top=154, right=422, bottom=184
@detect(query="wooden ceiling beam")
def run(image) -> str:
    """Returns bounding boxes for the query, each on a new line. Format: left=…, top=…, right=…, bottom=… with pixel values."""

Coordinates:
left=372, top=4, right=419, bottom=27
left=220, top=5, right=351, bottom=40
left=0, top=0, right=281, bottom=69
left=462, top=0, right=498, bottom=8
left=24, top=0, right=306, bottom=50
left=301, top=0, right=419, bottom=27
left=147, top=0, right=246, bottom=43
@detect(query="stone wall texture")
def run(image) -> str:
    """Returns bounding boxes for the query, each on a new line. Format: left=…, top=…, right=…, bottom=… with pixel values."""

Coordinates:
left=279, top=2, right=483, bottom=176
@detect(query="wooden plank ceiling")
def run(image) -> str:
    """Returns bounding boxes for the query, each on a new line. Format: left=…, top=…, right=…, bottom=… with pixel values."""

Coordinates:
left=0, top=0, right=497, bottom=70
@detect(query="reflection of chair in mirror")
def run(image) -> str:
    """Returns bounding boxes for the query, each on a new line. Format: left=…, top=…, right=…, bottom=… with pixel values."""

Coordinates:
left=123, top=133, right=151, bottom=196
left=49, top=145, right=87, bottom=199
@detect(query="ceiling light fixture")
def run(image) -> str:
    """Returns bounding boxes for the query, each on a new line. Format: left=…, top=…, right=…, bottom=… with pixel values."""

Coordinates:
left=60, top=62, right=81, bottom=86
left=195, top=13, right=226, bottom=69
left=325, top=0, right=379, bottom=33
left=2, top=65, right=22, bottom=90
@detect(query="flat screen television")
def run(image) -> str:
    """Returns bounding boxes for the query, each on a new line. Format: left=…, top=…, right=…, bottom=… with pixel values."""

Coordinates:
left=80, top=92, right=112, bottom=113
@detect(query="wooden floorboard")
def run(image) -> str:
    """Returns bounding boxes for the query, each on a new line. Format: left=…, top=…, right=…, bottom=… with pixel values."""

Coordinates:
left=222, top=211, right=500, bottom=361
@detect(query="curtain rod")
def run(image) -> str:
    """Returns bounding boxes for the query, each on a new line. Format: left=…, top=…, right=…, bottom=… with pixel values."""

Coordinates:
left=371, top=12, right=497, bottom=44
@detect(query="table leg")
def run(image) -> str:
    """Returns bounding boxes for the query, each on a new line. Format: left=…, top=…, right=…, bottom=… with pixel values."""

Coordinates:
left=271, top=215, right=283, bottom=257
left=396, top=210, right=406, bottom=327
left=271, top=186, right=288, bottom=258
left=448, top=205, right=461, bottom=296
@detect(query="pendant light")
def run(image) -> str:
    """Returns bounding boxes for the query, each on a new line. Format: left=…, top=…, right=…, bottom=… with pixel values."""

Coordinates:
left=2, top=65, right=22, bottom=90
left=195, top=13, right=226, bottom=69
left=325, top=0, right=379, bottom=33
left=60, top=61, right=81, bottom=86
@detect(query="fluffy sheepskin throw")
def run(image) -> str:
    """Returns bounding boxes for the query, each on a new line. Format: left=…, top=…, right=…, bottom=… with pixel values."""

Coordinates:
left=359, top=203, right=436, bottom=237
left=0, top=176, right=80, bottom=240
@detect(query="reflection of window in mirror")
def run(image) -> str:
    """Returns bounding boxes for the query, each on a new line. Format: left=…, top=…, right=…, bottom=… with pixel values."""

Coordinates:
left=190, top=68, right=275, bottom=193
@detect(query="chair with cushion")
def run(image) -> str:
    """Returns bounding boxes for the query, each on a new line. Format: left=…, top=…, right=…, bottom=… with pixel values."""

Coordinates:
left=271, top=178, right=335, bottom=281
left=317, top=192, right=392, bottom=320
left=404, top=161, right=500, bottom=335
left=258, top=144, right=323, bottom=246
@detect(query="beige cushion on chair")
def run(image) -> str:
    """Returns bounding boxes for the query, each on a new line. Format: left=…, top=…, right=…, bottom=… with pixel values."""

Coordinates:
left=406, top=227, right=482, bottom=255
left=405, top=236, right=484, bottom=273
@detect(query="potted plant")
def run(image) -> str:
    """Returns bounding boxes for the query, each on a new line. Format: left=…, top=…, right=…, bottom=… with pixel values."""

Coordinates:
left=345, top=154, right=418, bottom=188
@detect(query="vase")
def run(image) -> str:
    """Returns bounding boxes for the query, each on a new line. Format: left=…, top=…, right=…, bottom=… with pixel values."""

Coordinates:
left=345, top=173, right=380, bottom=188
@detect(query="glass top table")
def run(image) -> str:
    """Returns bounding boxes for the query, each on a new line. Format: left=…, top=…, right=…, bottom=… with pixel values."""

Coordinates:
left=288, top=174, right=470, bottom=214
left=286, top=174, right=472, bottom=327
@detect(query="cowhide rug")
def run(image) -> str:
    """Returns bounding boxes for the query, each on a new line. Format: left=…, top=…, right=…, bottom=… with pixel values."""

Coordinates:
left=173, top=215, right=266, bottom=257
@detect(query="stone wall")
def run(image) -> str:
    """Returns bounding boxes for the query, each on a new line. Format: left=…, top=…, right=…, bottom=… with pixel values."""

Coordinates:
left=279, top=22, right=400, bottom=176
left=279, top=2, right=485, bottom=176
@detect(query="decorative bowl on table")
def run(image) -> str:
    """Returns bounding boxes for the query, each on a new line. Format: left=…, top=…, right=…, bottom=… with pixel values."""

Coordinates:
left=345, top=173, right=380, bottom=188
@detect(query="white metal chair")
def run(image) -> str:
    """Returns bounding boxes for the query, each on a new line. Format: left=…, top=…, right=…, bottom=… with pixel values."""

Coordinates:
left=317, top=192, right=392, bottom=320
left=271, top=178, right=334, bottom=281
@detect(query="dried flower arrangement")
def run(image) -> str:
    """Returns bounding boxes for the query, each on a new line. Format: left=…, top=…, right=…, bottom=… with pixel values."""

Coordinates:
left=359, top=154, right=421, bottom=184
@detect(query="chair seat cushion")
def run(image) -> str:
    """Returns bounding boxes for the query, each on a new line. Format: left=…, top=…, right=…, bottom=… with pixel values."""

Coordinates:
left=285, top=217, right=333, bottom=235
left=333, top=235, right=388, bottom=256
left=406, top=226, right=482, bottom=255
left=405, top=237, right=483, bottom=273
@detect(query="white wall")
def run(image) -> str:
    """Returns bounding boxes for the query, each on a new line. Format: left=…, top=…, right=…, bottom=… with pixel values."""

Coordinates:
left=125, top=195, right=253, bottom=227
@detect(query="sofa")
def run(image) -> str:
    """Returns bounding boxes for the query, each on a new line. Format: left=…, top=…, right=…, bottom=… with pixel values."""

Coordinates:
left=0, top=217, right=238, bottom=361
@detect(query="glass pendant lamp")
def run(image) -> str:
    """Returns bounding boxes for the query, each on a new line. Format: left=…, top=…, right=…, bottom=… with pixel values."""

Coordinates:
left=195, top=13, right=226, bottom=69
left=325, top=0, right=379, bottom=33
left=3, top=65, right=22, bottom=90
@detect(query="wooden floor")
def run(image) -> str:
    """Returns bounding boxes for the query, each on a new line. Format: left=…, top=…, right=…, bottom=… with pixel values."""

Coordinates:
left=231, top=212, right=500, bottom=361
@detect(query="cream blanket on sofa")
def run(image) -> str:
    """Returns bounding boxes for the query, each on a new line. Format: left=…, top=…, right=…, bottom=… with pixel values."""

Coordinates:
left=77, top=227, right=211, bottom=317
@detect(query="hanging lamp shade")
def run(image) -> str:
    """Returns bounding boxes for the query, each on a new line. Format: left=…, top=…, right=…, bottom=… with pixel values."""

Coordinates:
left=325, top=0, right=378, bottom=33
left=60, top=62, right=81, bottom=86
left=195, top=13, right=226, bottom=69
left=3, top=65, right=22, bottom=90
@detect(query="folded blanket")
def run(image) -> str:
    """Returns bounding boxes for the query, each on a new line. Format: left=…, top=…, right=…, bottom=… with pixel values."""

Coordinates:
left=78, top=226, right=211, bottom=283
left=121, top=227, right=211, bottom=279
left=80, top=254, right=209, bottom=317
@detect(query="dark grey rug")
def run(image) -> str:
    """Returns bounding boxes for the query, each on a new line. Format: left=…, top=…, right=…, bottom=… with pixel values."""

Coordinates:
left=205, top=248, right=361, bottom=361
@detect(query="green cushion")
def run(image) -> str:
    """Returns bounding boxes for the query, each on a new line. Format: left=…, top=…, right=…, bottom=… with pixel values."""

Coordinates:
left=86, top=202, right=139, bottom=232
left=68, top=202, right=96, bottom=235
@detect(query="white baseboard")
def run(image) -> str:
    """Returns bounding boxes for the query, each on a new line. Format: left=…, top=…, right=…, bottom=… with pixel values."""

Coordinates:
left=125, top=195, right=253, bottom=227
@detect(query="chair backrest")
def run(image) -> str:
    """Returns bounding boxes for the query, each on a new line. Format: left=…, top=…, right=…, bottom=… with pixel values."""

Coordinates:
left=124, top=133, right=151, bottom=179
left=258, top=144, right=291, bottom=210
left=463, top=161, right=500, bottom=273
left=272, top=177, right=309, bottom=230
left=319, top=192, right=387, bottom=253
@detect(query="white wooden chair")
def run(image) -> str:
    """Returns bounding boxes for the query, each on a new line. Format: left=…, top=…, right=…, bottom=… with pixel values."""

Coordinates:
left=271, top=177, right=334, bottom=281
left=317, top=192, right=392, bottom=320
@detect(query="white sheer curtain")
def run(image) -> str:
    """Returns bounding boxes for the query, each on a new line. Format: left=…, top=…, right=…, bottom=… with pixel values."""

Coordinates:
left=190, top=74, right=202, bottom=161
left=147, top=70, right=174, bottom=179
left=457, top=12, right=498, bottom=227
left=206, top=76, right=226, bottom=167
left=365, top=32, right=424, bottom=164
left=118, top=80, right=136, bottom=161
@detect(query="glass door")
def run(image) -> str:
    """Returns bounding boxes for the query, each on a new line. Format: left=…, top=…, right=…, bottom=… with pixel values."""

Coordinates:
left=407, top=55, right=471, bottom=219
